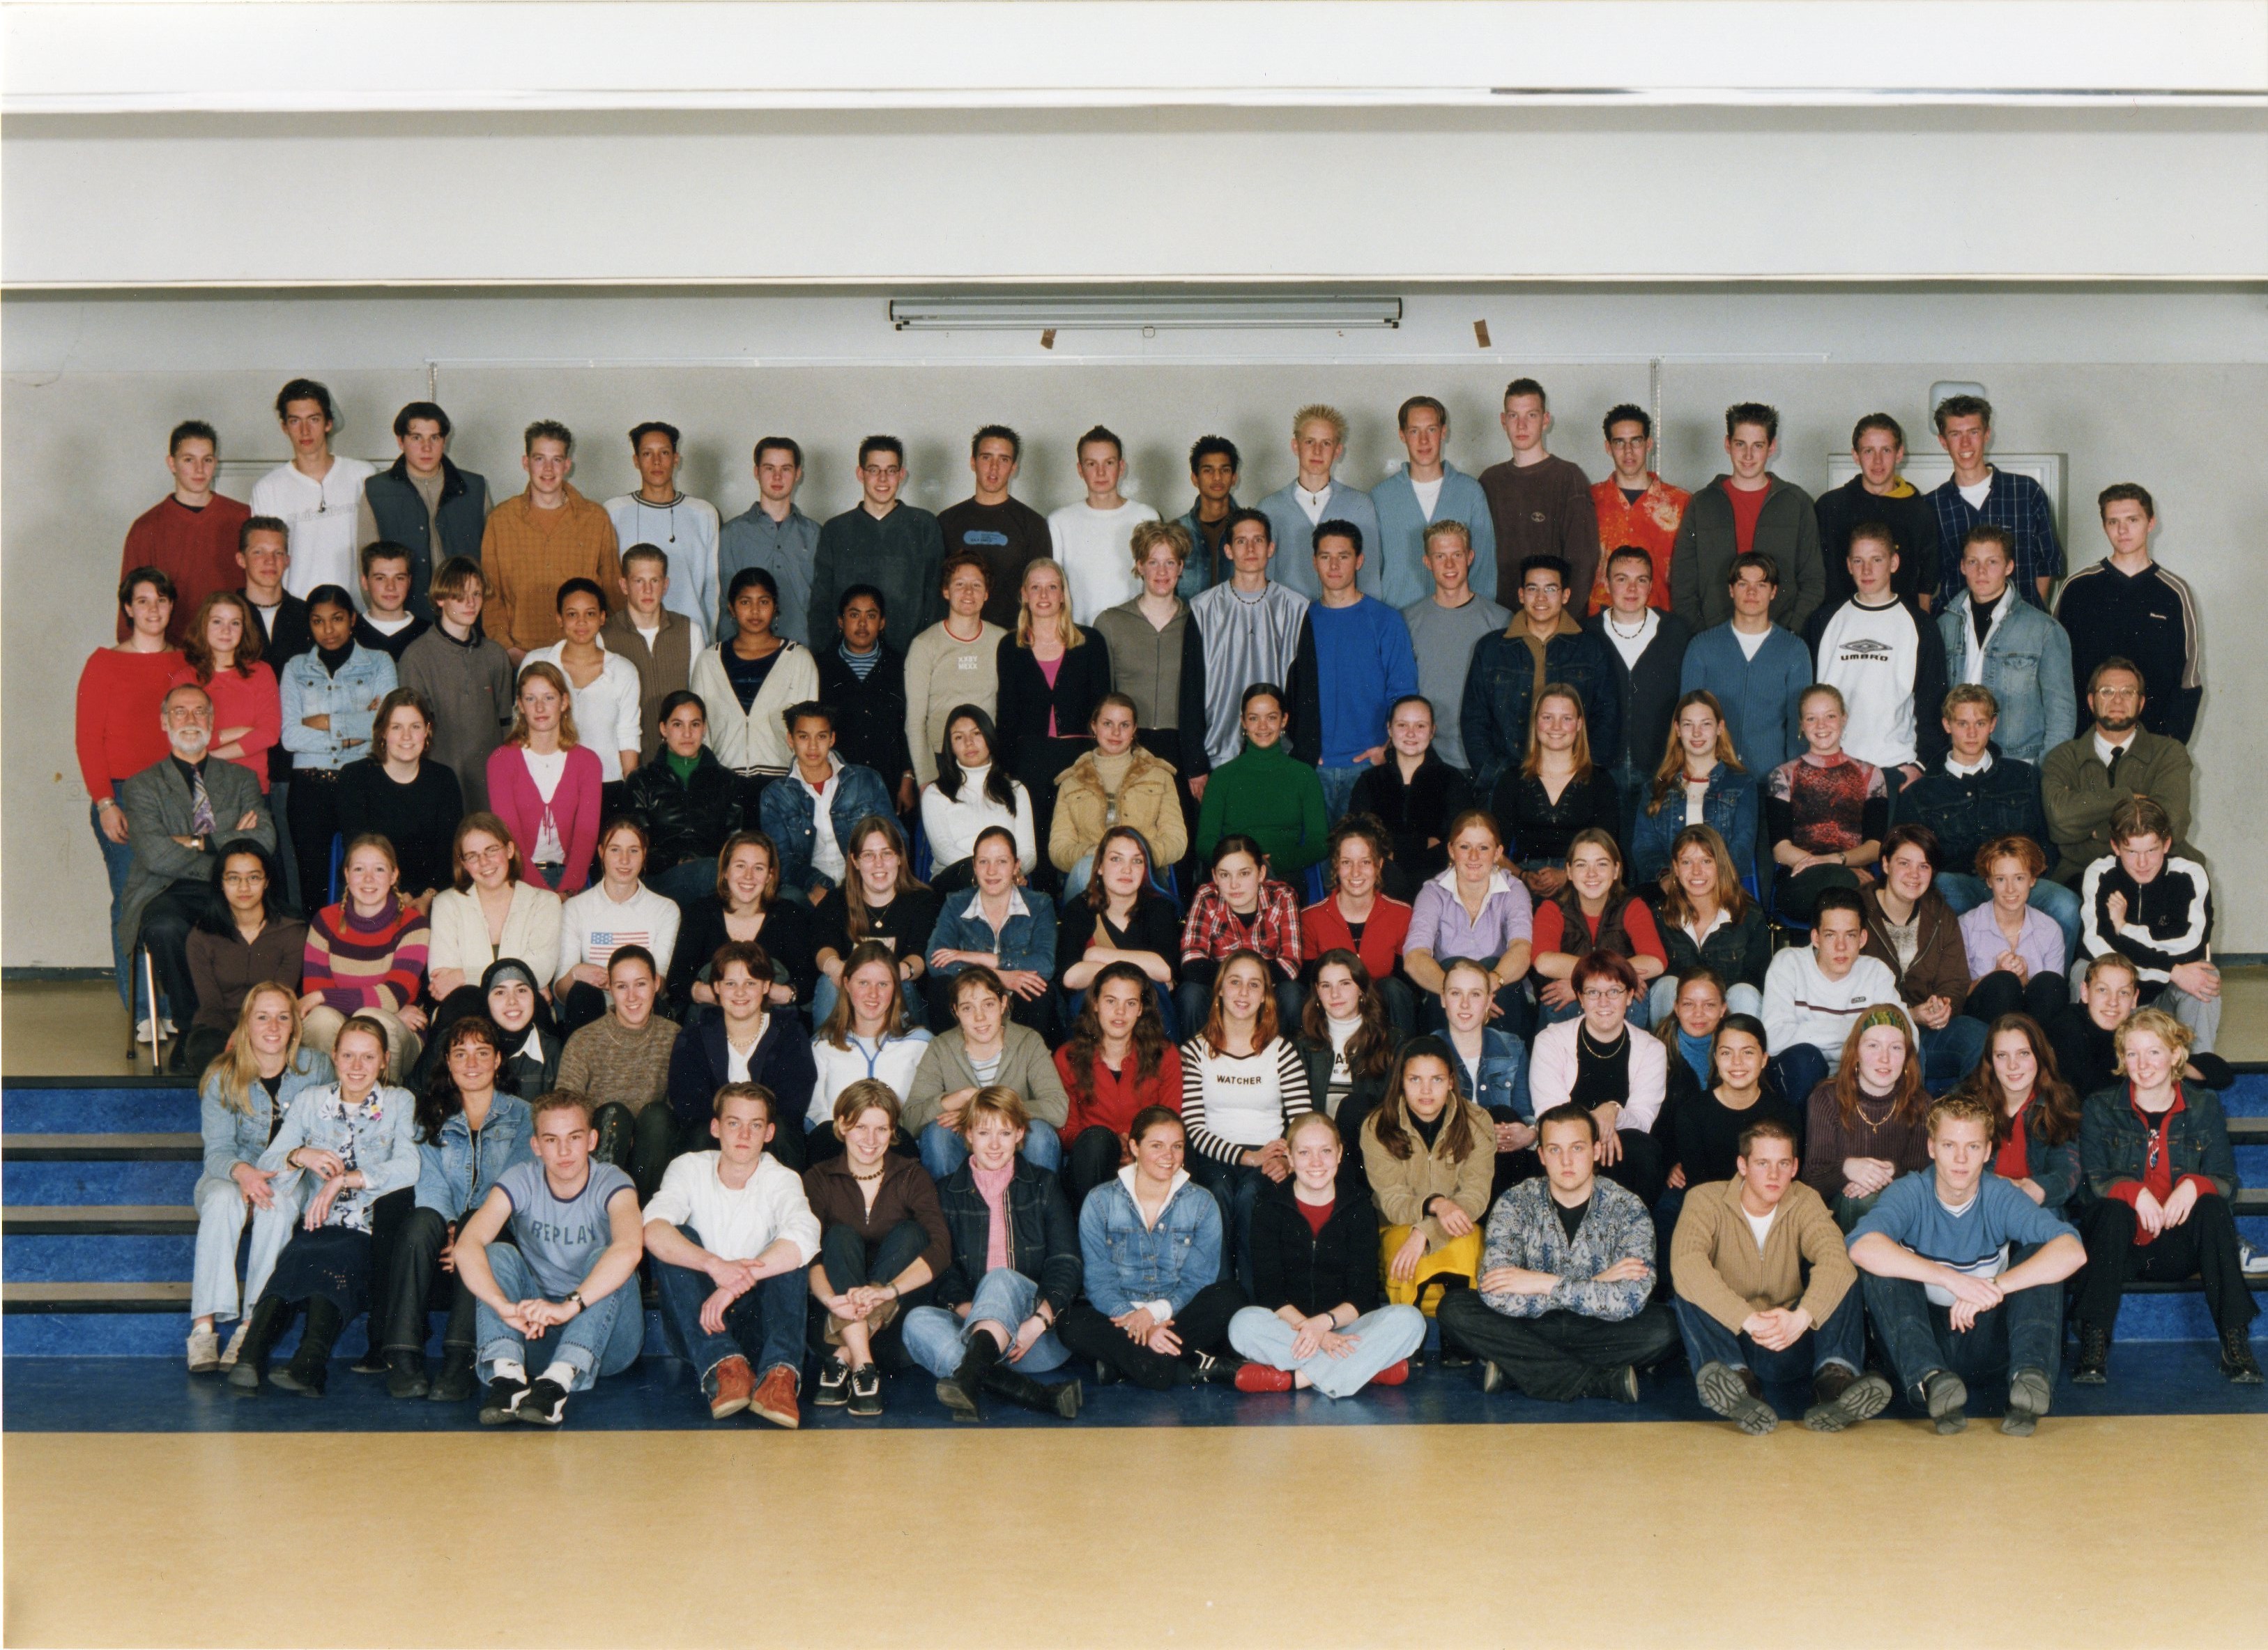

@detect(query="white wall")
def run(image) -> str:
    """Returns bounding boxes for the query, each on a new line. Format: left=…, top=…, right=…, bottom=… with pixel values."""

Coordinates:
left=8, top=286, right=2267, bottom=964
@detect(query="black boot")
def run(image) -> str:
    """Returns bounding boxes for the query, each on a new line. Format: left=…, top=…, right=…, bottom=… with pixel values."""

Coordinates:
left=225, top=1297, right=293, bottom=1396
left=386, top=1351, right=430, bottom=1400
left=427, top=1346, right=478, bottom=1404
left=2073, top=1323, right=2110, bottom=1385
left=270, top=1297, right=342, bottom=1397
left=982, top=1362, right=1083, bottom=1419
left=593, top=1104, right=633, bottom=1171
left=935, top=1335, right=1001, bottom=1422
left=2221, top=1327, right=2265, bottom=1384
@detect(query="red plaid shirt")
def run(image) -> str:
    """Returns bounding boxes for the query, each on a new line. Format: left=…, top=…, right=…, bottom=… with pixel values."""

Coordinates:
left=1180, top=879, right=1303, bottom=977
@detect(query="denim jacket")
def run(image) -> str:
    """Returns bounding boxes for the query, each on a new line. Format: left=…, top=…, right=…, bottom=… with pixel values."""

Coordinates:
left=1450, top=1027, right=1527, bottom=1122
left=1459, top=625, right=1621, bottom=793
left=928, top=885, right=1057, bottom=980
left=758, top=758, right=896, bottom=893
left=1936, top=594, right=2076, bottom=767
left=933, top=1157, right=1083, bottom=1315
left=2079, top=1083, right=2238, bottom=1203
left=279, top=645, right=399, bottom=772
left=1078, top=1167, right=1224, bottom=1317
left=413, top=1092, right=535, bottom=1221
left=1627, top=761, right=1760, bottom=883
left=258, top=1080, right=420, bottom=1230
left=195, top=1048, right=336, bottom=1205
left=1890, top=746, right=2050, bottom=873
left=2002, top=1096, right=2085, bottom=1213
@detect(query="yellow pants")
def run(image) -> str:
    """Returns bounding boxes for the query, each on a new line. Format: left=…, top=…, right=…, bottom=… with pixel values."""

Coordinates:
left=1380, top=1225, right=1482, bottom=1316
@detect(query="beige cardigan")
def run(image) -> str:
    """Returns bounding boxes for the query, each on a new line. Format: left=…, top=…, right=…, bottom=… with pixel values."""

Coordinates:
left=688, top=639, right=820, bottom=775
left=1669, top=1174, right=1855, bottom=1333
left=426, top=881, right=565, bottom=984
left=1361, top=1094, right=1496, bottom=1251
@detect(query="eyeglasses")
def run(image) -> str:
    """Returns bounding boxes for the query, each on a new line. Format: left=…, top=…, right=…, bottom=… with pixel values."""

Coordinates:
left=1579, top=986, right=1629, bottom=1004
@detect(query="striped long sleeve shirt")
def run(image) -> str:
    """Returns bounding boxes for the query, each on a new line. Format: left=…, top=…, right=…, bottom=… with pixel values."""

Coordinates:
left=303, top=899, right=430, bottom=1013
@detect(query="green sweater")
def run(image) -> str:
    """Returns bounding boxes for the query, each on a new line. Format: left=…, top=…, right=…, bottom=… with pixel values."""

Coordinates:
left=1194, top=740, right=1329, bottom=875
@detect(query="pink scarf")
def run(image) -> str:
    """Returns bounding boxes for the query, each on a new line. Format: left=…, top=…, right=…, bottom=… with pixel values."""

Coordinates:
left=972, top=1160, right=1014, bottom=1271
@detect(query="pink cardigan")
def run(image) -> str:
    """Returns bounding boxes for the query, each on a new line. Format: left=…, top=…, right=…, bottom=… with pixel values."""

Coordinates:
left=1525, top=1017, right=1669, bottom=1133
left=484, top=742, right=604, bottom=893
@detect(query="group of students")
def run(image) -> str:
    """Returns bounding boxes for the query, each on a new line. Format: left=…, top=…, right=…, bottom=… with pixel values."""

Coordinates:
left=83, top=373, right=2258, bottom=1429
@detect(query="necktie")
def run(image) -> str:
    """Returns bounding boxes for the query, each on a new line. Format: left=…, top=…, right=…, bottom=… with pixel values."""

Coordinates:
left=188, top=765, right=215, bottom=836
left=2105, top=744, right=2124, bottom=788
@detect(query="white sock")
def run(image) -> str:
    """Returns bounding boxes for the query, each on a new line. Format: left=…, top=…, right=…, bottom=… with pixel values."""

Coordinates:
left=538, top=1359, right=576, bottom=1391
left=491, top=1359, right=527, bottom=1386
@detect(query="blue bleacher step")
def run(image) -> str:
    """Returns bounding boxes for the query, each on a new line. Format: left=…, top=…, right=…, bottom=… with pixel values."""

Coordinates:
left=4, top=1233, right=194, bottom=1283
left=1, top=1085, right=200, bottom=1135
left=5, top=1159, right=201, bottom=1205
left=3, top=1301, right=677, bottom=1360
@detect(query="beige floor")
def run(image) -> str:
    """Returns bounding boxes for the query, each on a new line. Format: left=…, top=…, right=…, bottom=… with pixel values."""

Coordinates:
left=8, top=970, right=2268, bottom=1078
left=7, top=1420, right=2267, bottom=1648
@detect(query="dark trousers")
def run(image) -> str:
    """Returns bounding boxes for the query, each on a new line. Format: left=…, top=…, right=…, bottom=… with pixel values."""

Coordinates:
left=1068, top=1126, right=1126, bottom=1208
left=1056, top=1280, right=1249, bottom=1391
left=652, top=1223, right=809, bottom=1382
left=814, top=1220, right=933, bottom=1368
left=2075, top=1194, right=2257, bottom=1340
left=559, top=980, right=611, bottom=1034
left=1965, top=968, right=2069, bottom=1025
left=136, top=879, right=211, bottom=1046
left=1186, top=1154, right=1271, bottom=1292
left=592, top=1102, right=680, bottom=1202
left=1173, top=970, right=1305, bottom=1051
left=380, top=1205, right=477, bottom=1357
left=1768, top=1045, right=1830, bottom=1117
left=1673, top=1286, right=1866, bottom=1382
left=1860, top=1246, right=2063, bottom=1400
left=286, top=769, right=344, bottom=913
left=1436, top=1294, right=1679, bottom=1402
left=355, top=1188, right=418, bottom=1343
left=1773, top=863, right=1860, bottom=925
left=1597, top=1128, right=1667, bottom=1209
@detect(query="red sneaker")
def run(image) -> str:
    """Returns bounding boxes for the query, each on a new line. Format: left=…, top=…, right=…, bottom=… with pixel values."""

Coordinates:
left=1371, top=1359, right=1411, bottom=1387
left=1234, top=1363, right=1294, bottom=1394
left=749, top=1364, right=801, bottom=1429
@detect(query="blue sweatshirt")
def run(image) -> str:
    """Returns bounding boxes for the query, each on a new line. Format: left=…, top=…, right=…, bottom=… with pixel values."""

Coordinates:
left=1678, top=621, right=1814, bottom=776
left=1306, top=596, right=1419, bottom=769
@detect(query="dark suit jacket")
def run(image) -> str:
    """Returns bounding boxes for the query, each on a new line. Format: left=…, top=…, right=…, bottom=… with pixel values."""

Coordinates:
left=116, top=754, right=277, bottom=958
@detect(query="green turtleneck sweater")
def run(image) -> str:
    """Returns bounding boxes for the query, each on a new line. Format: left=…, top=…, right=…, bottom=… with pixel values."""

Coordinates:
left=1193, top=738, right=1330, bottom=875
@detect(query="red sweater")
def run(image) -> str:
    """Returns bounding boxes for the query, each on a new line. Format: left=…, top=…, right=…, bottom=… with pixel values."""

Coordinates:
left=1530, top=898, right=1668, bottom=965
left=1055, top=1040, right=1183, bottom=1141
left=118, top=494, right=252, bottom=646
left=1299, top=895, right=1413, bottom=985
left=169, top=661, right=281, bottom=793
left=75, top=646, right=184, bottom=802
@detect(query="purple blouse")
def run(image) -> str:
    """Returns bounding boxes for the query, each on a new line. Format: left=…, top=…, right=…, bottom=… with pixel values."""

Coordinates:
left=1959, top=901, right=2065, bottom=984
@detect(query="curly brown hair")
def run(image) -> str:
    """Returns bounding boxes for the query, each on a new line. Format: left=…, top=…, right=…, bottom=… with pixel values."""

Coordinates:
left=1062, top=960, right=1170, bottom=1108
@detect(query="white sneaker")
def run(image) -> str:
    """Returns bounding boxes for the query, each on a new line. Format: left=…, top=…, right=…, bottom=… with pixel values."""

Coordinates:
left=132, top=1017, right=178, bottom=1042
left=2242, top=1239, right=2268, bottom=1279
left=218, top=1321, right=250, bottom=1369
left=186, top=1327, right=221, bottom=1374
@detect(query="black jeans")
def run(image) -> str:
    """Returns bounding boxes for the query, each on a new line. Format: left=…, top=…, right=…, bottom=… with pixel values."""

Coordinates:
left=1436, top=1295, right=1680, bottom=1402
left=137, top=878, right=211, bottom=1041
left=1185, top=1154, right=1271, bottom=1293
left=1773, top=862, right=1860, bottom=925
left=1965, top=968, right=2068, bottom=1025
left=813, top=1219, right=934, bottom=1369
left=592, top=1103, right=681, bottom=1202
left=1056, top=1280, right=1250, bottom=1391
left=1860, top=1246, right=2064, bottom=1400
left=1067, top=1126, right=1126, bottom=1209
left=286, top=768, right=345, bottom=915
left=2075, top=1194, right=2257, bottom=1340
left=380, top=1205, right=477, bottom=1357
left=1596, top=1127, right=1668, bottom=1209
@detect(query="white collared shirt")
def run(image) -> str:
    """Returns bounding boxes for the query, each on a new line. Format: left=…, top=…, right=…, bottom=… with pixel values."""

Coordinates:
left=2094, top=729, right=2138, bottom=768
left=1295, top=482, right=1331, bottom=526
left=797, top=751, right=848, bottom=882
left=1946, top=750, right=1994, bottom=778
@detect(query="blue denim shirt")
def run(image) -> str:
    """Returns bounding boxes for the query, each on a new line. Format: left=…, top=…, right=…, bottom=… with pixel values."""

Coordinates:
left=928, top=885, right=1057, bottom=979
left=758, top=759, right=896, bottom=892
left=1078, top=1169, right=1224, bottom=1317
left=1627, top=761, right=1761, bottom=883
left=279, top=645, right=399, bottom=772
left=258, top=1080, right=421, bottom=1229
left=1459, top=626, right=1622, bottom=793
left=413, top=1092, right=535, bottom=1221
left=1936, top=593, right=2076, bottom=767
left=1450, top=1027, right=1528, bottom=1121
left=1175, top=498, right=1237, bottom=599
left=195, top=1048, right=335, bottom=1204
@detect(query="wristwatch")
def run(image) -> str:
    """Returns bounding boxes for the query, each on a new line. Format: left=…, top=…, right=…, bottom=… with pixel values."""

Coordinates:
left=567, top=1290, right=585, bottom=1312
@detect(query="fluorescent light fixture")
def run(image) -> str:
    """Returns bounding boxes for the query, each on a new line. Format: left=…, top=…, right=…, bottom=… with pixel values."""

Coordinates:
left=890, top=295, right=1402, bottom=331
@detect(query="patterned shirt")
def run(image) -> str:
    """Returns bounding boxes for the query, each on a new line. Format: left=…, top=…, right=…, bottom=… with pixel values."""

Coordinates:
left=1765, top=752, right=1886, bottom=855
left=1179, top=879, right=1304, bottom=976
left=1929, top=468, right=2062, bottom=609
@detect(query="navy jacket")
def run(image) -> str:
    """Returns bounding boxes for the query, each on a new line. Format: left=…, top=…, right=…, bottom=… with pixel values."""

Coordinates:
left=1890, top=747, right=2049, bottom=876
left=931, top=1157, right=1082, bottom=1315
left=666, top=1010, right=818, bottom=1131
left=1459, top=622, right=1621, bottom=793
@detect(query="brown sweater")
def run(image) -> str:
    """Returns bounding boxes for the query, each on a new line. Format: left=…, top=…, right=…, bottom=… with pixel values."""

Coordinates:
left=185, top=918, right=309, bottom=1034
left=802, top=1152, right=952, bottom=1280
left=1859, top=886, right=1971, bottom=1016
left=602, top=607, right=699, bottom=762
left=1669, top=1174, right=1855, bottom=1331
left=1477, top=454, right=1600, bottom=609
left=481, top=484, right=622, bottom=653
left=1800, top=1081, right=1931, bottom=1198
left=556, top=1011, right=679, bottom=1115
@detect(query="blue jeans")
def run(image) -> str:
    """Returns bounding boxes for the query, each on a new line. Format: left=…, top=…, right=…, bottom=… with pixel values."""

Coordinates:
left=650, top=1223, right=808, bottom=1384
left=90, top=802, right=141, bottom=1013
left=649, top=860, right=719, bottom=908
left=475, top=1242, right=644, bottom=1391
left=1673, top=1287, right=1865, bottom=1386
left=1936, top=872, right=2081, bottom=968
left=1188, top=1155, right=1269, bottom=1293
left=1769, top=1044, right=1830, bottom=1111
left=190, top=1180, right=296, bottom=1322
left=902, top=1267, right=1071, bottom=1380
left=1917, top=1016, right=1989, bottom=1093
left=1062, top=854, right=1096, bottom=901
left=1860, top=1246, right=2063, bottom=1402
left=919, top=1120, right=1061, bottom=1179
left=1227, top=1303, right=1427, bottom=1397
left=1317, top=764, right=1365, bottom=823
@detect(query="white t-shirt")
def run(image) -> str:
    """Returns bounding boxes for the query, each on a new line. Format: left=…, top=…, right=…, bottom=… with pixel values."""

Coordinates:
left=1295, top=483, right=1330, bottom=526
left=1600, top=608, right=1660, bottom=672
left=1734, top=625, right=1770, bottom=661
left=523, top=748, right=569, bottom=864
left=1959, top=477, right=1992, bottom=510
left=643, top=1152, right=822, bottom=1265
left=799, top=762, right=847, bottom=883
left=1409, top=475, right=1446, bottom=519
left=251, top=457, right=376, bottom=602
left=1814, top=597, right=1922, bottom=768
left=1742, top=1205, right=1777, bottom=1251
left=365, top=613, right=415, bottom=636
left=1049, top=500, right=1160, bottom=625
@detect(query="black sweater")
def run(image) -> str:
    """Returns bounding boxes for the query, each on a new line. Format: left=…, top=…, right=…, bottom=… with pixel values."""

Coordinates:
left=810, top=884, right=940, bottom=972
left=1247, top=1175, right=1384, bottom=1319
left=2046, top=1003, right=2231, bottom=1103
left=1585, top=609, right=1693, bottom=774
left=622, top=748, right=746, bottom=875
left=667, top=894, right=819, bottom=1007
left=1490, top=768, right=1623, bottom=864
left=995, top=629, right=1115, bottom=763
left=336, top=756, right=462, bottom=900
left=1813, top=475, right=1942, bottom=612
left=815, top=642, right=915, bottom=787
left=1350, top=751, right=1473, bottom=885
left=1055, top=894, right=1183, bottom=984
left=2053, top=559, right=2202, bottom=744
left=1664, top=1059, right=1802, bottom=1184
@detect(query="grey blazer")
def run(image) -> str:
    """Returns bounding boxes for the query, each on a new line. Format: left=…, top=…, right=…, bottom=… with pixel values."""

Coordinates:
left=114, top=754, right=277, bottom=961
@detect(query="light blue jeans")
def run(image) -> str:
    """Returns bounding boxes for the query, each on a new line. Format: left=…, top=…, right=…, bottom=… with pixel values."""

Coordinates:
left=1227, top=1303, right=1427, bottom=1398
left=1062, top=854, right=1096, bottom=901
left=919, top=1119, right=1062, bottom=1179
left=1936, top=871, right=2081, bottom=968
left=903, top=1267, right=1071, bottom=1380
left=1647, top=977, right=1763, bottom=1027
left=1317, top=765, right=1365, bottom=824
left=475, top=1242, right=644, bottom=1391
left=190, top=1179, right=297, bottom=1321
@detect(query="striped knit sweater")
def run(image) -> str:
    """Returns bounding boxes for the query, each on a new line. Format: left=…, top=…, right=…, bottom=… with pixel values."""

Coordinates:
left=303, top=899, right=430, bottom=1013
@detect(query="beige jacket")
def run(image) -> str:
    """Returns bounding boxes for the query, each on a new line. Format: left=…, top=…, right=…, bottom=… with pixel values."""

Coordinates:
left=1048, top=745, right=1188, bottom=873
left=1361, top=1094, right=1496, bottom=1251
left=1669, top=1174, right=1855, bottom=1332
